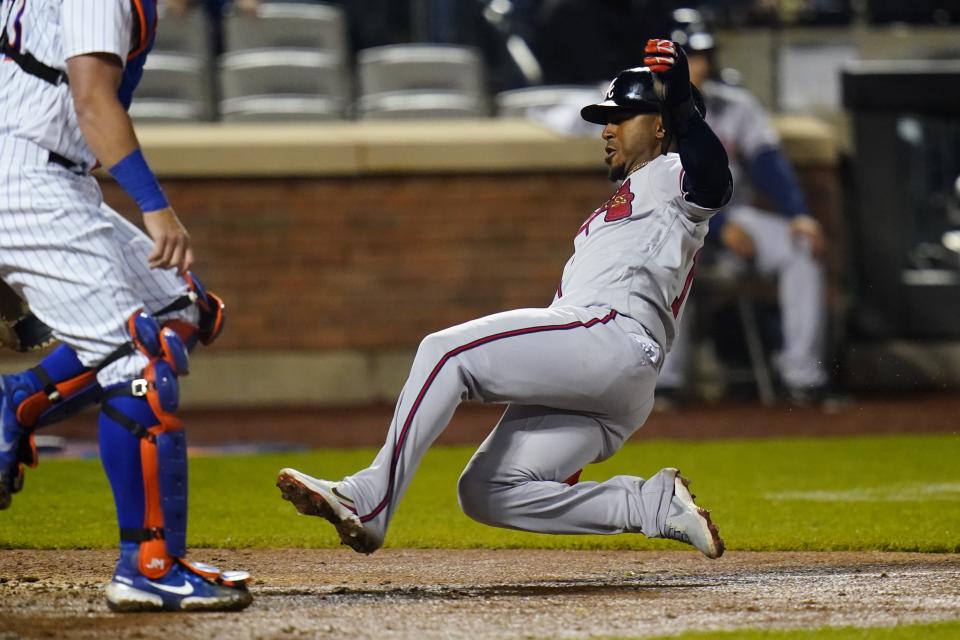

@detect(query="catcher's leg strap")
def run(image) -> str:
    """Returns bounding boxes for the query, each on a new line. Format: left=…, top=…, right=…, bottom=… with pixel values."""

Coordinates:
left=99, top=312, right=190, bottom=579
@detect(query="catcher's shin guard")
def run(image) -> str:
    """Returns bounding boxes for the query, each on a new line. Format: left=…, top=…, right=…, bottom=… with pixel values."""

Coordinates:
left=0, top=344, right=99, bottom=507
left=99, top=312, right=190, bottom=577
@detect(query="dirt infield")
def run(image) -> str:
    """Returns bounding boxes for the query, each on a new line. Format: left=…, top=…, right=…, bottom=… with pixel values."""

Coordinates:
left=1, top=549, right=958, bottom=639
left=4, top=393, right=957, bottom=638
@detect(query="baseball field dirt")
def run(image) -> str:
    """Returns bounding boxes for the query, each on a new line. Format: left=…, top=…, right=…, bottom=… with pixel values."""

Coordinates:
left=1, top=549, right=958, bottom=639
left=2, top=392, right=958, bottom=638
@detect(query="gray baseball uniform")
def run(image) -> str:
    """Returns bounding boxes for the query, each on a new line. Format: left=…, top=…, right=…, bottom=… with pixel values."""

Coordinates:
left=658, top=79, right=827, bottom=391
left=338, top=154, right=717, bottom=545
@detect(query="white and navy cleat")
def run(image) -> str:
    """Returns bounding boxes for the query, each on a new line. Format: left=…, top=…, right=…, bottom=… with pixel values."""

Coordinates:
left=276, top=468, right=381, bottom=554
left=105, top=549, right=252, bottom=613
left=662, top=472, right=725, bottom=559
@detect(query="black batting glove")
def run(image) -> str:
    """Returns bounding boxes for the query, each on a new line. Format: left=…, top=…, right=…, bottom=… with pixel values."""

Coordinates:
left=644, top=39, right=691, bottom=105
left=644, top=39, right=698, bottom=150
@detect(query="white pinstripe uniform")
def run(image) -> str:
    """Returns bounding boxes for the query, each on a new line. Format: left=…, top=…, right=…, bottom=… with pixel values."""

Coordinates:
left=339, top=153, right=718, bottom=544
left=0, top=0, right=195, bottom=385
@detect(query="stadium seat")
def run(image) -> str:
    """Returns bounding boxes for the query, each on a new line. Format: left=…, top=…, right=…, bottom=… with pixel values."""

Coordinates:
left=223, top=2, right=349, bottom=61
left=154, top=5, right=212, bottom=61
left=218, top=49, right=350, bottom=119
left=495, top=85, right=602, bottom=118
left=133, top=52, right=216, bottom=122
left=355, top=44, right=488, bottom=119
left=220, top=96, right=345, bottom=122
left=129, top=99, right=209, bottom=123
left=357, top=44, right=485, bottom=96
left=356, top=91, right=488, bottom=120
left=219, top=50, right=348, bottom=99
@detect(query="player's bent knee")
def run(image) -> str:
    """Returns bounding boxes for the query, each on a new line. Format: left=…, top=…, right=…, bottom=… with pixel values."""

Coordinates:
left=411, top=332, right=463, bottom=377
left=457, top=479, right=496, bottom=525
left=457, top=466, right=509, bottom=526
left=415, top=332, right=450, bottom=361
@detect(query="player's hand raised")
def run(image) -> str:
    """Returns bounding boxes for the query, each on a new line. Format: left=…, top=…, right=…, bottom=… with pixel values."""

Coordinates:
left=143, top=207, right=194, bottom=275
left=643, top=39, right=691, bottom=107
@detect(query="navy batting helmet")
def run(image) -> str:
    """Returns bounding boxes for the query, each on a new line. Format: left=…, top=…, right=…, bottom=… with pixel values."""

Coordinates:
left=580, top=67, right=706, bottom=125
left=580, top=67, right=660, bottom=125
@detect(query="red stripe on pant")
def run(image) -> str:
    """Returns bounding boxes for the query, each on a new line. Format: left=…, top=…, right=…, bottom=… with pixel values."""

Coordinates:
left=359, top=309, right=619, bottom=523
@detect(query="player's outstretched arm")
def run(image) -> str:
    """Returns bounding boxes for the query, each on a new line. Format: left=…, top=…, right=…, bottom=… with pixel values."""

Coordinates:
left=644, top=39, right=732, bottom=210
left=66, top=53, right=194, bottom=275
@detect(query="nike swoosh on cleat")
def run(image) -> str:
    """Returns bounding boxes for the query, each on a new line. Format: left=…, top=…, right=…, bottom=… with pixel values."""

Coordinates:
left=146, top=580, right=195, bottom=595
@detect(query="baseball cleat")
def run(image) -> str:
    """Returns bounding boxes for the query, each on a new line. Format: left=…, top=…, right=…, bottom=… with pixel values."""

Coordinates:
left=662, top=472, right=725, bottom=559
left=276, top=468, right=381, bottom=554
left=106, top=547, right=252, bottom=613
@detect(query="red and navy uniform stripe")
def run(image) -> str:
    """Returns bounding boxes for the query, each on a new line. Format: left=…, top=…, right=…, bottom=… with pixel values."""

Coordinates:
left=359, top=308, right=619, bottom=523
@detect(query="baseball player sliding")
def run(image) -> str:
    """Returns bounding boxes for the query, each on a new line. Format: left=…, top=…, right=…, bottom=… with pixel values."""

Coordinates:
left=0, top=0, right=250, bottom=611
left=278, top=40, right=732, bottom=559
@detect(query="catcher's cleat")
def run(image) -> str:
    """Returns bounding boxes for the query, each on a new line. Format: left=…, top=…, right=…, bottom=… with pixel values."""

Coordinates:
left=105, top=547, right=252, bottom=613
left=277, top=468, right=381, bottom=554
left=661, top=471, right=725, bottom=559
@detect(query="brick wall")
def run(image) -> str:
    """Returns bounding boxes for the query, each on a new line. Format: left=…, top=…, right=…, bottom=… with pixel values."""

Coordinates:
left=102, top=172, right=614, bottom=350
left=101, top=164, right=840, bottom=352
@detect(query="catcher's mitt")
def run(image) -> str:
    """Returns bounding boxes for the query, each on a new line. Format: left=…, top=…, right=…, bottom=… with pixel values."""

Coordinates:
left=0, top=280, right=56, bottom=352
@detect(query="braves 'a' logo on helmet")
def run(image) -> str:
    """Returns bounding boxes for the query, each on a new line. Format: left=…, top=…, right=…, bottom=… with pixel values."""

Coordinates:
left=604, top=78, right=617, bottom=101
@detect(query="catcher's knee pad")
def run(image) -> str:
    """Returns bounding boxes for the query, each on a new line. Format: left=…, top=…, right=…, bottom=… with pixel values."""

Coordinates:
left=100, top=312, right=191, bottom=578
left=3, top=344, right=99, bottom=470
left=155, top=271, right=225, bottom=351
left=186, top=272, right=225, bottom=346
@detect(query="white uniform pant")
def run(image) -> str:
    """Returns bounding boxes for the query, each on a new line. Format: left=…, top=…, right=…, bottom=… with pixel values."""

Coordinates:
left=659, top=205, right=827, bottom=390
left=339, top=305, right=679, bottom=545
left=0, top=138, right=195, bottom=385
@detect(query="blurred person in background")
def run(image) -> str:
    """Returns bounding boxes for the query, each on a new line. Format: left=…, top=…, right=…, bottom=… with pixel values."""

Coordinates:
left=655, top=9, right=831, bottom=408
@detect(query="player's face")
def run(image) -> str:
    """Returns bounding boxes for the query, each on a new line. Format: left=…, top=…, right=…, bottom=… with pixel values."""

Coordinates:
left=601, top=111, right=663, bottom=182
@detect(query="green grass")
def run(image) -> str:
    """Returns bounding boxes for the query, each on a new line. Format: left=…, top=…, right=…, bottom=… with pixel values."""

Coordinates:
left=623, top=619, right=960, bottom=639
left=1, top=434, right=958, bottom=551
